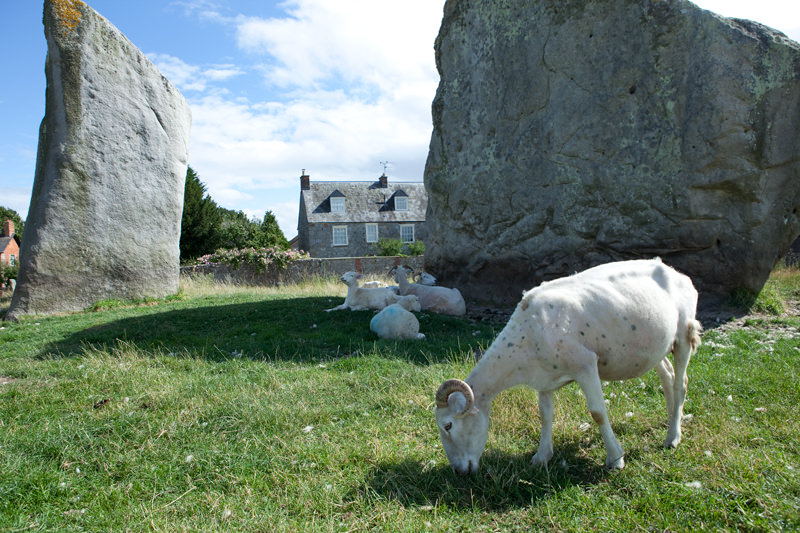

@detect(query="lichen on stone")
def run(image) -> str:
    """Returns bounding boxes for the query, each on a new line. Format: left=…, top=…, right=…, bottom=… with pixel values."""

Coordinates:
left=51, top=0, right=85, bottom=34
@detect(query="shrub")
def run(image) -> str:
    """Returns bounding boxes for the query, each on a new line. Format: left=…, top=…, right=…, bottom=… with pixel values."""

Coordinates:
left=373, top=238, right=405, bottom=256
left=194, top=247, right=309, bottom=273
left=407, top=240, right=425, bottom=256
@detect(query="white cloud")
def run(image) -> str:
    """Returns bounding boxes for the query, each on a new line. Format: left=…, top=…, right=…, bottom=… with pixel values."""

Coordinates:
left=148, top=53, right=244, bottom=92
left=235, top=0, right=443, bottom=92
left=693, top=0, right=800, bottom=41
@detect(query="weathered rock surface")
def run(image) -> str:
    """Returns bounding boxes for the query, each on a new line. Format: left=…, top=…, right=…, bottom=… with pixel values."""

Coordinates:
left=6, top=0, right=191, bottom=320
left=424, top=0, right=800, bottom=308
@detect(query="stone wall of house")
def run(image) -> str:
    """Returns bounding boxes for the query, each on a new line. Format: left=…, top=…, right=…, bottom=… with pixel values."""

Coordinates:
left=182, top=256, right=424, bottom=286
left=306, top=222, right=426, bottom=258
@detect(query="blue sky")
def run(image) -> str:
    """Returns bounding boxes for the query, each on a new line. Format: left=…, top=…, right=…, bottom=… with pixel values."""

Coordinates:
left=1, top=1, right=798, bottom=239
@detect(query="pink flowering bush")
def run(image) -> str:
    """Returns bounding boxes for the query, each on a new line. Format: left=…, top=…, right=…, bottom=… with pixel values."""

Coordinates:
left=194, top=247, right=309, bottom=273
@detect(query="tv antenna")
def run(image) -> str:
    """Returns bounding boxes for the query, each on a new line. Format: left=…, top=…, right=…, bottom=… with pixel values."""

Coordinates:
left=380, top=160, right=392, bottom=174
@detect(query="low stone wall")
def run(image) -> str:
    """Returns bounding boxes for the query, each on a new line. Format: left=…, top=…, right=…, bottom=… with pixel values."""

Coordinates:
left=181, top=256, right=424, bottom=286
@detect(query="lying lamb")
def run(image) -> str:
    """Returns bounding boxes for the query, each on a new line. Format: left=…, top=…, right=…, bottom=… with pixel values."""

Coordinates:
left=369, top=294, right=425, bottom=340
left=393, top=265, right=466, bottom=316
left=434, top=258, right=702, bottom=474
left=325, top=271, right=399, bottom=312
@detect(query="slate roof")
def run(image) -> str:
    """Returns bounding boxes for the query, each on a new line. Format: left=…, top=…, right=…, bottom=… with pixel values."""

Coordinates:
left=301, top=179, right=427, bottom=224
left=0, top=235, right=19, bottom=252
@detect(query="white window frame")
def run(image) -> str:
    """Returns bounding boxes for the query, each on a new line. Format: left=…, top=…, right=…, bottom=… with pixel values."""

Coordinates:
left=330, top=197, right=345, bottom=213
left=9, top=254, right=16, bottom=266
left=400, top=224, right=415, bottom=243
left=332, top=225, right=348, bottom=246
left=395, top=196, right=408, bottom=211
left=365, top=223, right=379, bottom=243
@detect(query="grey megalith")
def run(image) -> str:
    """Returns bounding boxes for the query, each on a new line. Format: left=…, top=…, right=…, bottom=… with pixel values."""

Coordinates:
left=424, top=0, right=800, bottom=308
left=6, top=0, right=191, bottom=320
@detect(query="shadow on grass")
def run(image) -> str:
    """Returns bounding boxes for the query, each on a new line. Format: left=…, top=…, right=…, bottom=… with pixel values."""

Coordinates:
left=37, top=296, right=496, bottom=365
left=358, top=441, right=612, bottom=511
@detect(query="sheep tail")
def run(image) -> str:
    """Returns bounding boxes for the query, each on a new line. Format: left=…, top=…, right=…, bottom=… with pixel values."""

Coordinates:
left=687, top=319, right=703, bottom=354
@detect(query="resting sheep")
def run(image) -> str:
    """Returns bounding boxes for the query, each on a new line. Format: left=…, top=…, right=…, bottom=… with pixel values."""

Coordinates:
left=417, top=272, right=437, bottom=286
left=393, top=265, right=466, bottom=316
left=369, top=294, right=425, bottom=340
left=325, top=271, right=399, bottom=312
left=434, top=258, right=702, bottom=474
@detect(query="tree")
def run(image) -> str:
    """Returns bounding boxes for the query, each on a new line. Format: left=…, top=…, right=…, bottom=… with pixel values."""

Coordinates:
left=257, top=211, right=289, bottom=249
left=217, top=208, right=257, bottom=250
left=0, top=207, right=24, bottom=240
left=180, top=167, right=221, bottom=260
left=217, top=209, right=289, bottom=250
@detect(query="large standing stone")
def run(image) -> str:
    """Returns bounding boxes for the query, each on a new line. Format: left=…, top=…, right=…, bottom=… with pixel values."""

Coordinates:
left=6, top=0, right=191, bottom=320
left=424, top=0, right=800, bottom=308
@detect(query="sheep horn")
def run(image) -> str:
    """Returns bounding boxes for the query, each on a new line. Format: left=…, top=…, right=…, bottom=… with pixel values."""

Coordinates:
left=435, top=379, right=474, bottom=415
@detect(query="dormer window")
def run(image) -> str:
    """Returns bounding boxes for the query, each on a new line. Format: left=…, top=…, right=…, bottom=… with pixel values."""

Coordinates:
left=394, top=196, right=408, bottom=211
left=330, top=196, right=345, bottom=213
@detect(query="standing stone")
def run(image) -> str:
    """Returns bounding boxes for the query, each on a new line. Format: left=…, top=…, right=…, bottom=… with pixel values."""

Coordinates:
left=424, top=0, right=800, bottom=308
left=6, top=0, right=191, bottom=320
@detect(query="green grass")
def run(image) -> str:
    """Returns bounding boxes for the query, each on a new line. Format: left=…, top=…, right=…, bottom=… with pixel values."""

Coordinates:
left=1, top=272, right=799, bottom=531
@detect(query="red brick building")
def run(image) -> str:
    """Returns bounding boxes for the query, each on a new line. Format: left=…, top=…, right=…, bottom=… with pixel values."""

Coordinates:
left=0, top=220, right=20, bottom=267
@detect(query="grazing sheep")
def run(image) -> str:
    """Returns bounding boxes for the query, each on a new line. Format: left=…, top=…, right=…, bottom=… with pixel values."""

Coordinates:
left=369, top=295, right=425, bottom=340
left=325, top=271, right=399, bottom=312
left=393, top=265, right=466, bottom=316
left=434, top=258, right=702, bottom=474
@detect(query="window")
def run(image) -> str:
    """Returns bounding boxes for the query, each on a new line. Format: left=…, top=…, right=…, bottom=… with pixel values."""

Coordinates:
left=332, top=226, right=348, bottom=246
left=395, top=196, right=408, bottom=211
left=400, top=225, right=415, bottom=243
left=330, top=197, right=345, bottom=213
left=9, top=254, right=16, bottom=266
left=365, top=223, right=378, bottom=243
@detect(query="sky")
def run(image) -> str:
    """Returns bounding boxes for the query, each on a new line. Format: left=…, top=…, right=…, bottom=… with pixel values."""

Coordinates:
left=1, top=1, right=799, bottom=240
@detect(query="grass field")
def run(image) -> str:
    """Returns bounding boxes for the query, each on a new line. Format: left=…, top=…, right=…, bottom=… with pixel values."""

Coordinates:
left=1, top=272, right=798, bottom=531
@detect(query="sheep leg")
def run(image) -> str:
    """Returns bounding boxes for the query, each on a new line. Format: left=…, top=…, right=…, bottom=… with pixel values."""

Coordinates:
left=655, top=357, right=676, bottom=432
left=575, top=362, right=625, bottom=470
left=665, top=335, right=693, bottom=449
left=531, top=390, right=554, bottom=466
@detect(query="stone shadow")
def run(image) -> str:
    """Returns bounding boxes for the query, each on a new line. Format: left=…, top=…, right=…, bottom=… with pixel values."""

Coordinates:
left=37, top=296, right=495, bottom=365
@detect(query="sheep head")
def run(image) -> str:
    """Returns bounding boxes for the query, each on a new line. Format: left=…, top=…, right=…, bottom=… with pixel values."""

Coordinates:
left=434, top=379, right=489, bottom=475
left=339, top=271, right=361, bottom=286
left=392, top=265, right=412, bottom=284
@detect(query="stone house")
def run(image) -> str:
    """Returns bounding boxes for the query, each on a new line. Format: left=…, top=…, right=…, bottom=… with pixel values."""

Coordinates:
left=0, top=220, right=20, bottom=267
left=297, top=171, right=427, bottom=258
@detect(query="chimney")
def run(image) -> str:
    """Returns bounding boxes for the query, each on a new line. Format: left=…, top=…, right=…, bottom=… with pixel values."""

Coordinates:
left=300, top=169, right=310, bottom=191
left=3, top=220, right=13, bottom=237
left=379, top=172, right=388, bottom=188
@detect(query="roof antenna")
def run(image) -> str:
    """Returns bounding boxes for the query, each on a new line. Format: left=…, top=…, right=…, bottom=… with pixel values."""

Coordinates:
left=380, top=160, right=392, bottom=175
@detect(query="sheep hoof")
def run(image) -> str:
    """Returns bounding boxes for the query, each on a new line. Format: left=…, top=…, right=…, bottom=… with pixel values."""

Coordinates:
left=605, top=455, right=625, bottom=470
left=530, top=451, right=552, bottom=467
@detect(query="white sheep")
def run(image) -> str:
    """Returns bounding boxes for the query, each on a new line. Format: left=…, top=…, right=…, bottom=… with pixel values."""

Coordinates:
left=369, top=294, right=425, bottom=340
left=434, top=258, right=702, bottom=474
left=325, top=271, right=399, bottom=312
left=417, top=272, right=437, bottom=286
left=393, top=265, right=466, bottom=316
